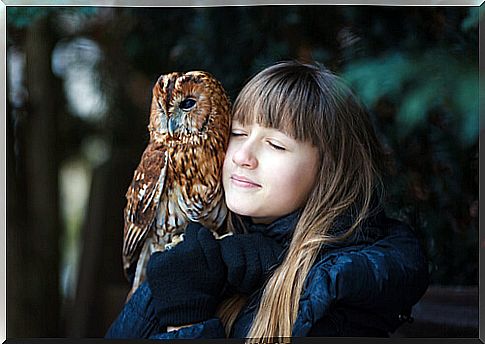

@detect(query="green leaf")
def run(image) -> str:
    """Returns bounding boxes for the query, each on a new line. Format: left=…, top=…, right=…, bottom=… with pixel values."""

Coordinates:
left=397, top=82, right=439, bottom=136
left=461, top=7, right=484, bottom=32
left=454, top=72, right=480, bottom=146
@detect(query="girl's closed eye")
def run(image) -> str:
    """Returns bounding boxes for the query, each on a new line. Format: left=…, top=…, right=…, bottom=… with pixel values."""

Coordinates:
left=267, top=140, right=286, bottom=151
left=230, top=130, right=247, bottom=137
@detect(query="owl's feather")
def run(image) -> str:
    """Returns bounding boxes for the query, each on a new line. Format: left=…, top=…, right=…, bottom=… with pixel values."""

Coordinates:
left=123, top=143, right=168, bottom=272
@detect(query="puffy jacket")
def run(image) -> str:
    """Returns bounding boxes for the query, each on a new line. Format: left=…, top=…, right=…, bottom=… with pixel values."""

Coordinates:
left=106, top=208, right=429, bottom=339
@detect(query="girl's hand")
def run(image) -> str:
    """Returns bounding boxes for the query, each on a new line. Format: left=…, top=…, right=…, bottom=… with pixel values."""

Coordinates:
left=219, top=232, right=285, bottom=295
left=146, top=223, right=226, bottom=327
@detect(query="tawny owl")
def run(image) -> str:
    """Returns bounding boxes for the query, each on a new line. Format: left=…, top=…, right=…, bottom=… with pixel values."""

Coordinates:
left=123, top=71, right=232, bottom=299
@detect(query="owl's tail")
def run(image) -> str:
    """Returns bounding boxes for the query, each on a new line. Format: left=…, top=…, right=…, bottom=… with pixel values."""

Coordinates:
left=125, top=237, right=158, bottom=303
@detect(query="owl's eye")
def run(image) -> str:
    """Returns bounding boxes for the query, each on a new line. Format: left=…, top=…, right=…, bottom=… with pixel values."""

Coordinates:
left=179, top=98, right=197, bottom=111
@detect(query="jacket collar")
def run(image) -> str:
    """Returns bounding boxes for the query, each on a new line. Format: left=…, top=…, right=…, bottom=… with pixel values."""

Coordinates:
left=235, top=209, right=302, bottom=247
left=324, top=207, right=387, bottom=248
left=233, top=199, right=386, bottom=248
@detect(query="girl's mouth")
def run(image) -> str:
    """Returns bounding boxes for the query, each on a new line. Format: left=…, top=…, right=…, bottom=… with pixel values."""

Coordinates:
left=230, top=174, right=262, bottom=188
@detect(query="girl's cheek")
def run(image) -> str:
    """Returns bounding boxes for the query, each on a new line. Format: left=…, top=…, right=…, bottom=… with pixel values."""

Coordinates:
left=222, top=144, right=235, bottom=174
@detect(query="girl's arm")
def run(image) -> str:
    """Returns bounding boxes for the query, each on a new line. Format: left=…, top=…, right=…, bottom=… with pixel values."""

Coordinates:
left=167, top=324, right=192, bottom=331
left=105, top=282, right=227, bottom=339
left=149, top=318, right=226, bottom=340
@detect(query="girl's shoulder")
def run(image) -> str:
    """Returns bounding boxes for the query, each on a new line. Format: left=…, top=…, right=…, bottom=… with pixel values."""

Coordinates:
left=293, top=215, right=429, bottom=336
left=303, top=212, right=428, bottom=306
left=315, top=211, right=422, bottom=264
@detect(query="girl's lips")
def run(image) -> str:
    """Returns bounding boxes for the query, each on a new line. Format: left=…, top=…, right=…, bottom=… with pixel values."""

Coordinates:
left=230, top=174, right=262, bottom=188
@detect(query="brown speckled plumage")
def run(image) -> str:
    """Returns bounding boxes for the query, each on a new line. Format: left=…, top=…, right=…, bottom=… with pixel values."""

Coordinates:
left=123, top=71, right=232, bottom=299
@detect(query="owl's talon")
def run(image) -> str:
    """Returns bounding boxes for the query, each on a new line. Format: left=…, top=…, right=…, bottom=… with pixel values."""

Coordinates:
left=215, top=231, right=234, bottom=240
left=165, top=241, right=176, bottom=250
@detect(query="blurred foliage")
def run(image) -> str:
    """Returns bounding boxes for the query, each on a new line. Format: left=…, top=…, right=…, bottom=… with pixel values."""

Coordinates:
left=7, top=6, right=98, bottom=29
left=7, top=5, right=479, bottom=291
left=343, top=50, right=478, bottom=145
left=7, top=7, right=54, bottom=28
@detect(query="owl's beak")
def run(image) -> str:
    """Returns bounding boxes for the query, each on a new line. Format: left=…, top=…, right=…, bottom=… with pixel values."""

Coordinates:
left=168, top=117, right=181, bottom=137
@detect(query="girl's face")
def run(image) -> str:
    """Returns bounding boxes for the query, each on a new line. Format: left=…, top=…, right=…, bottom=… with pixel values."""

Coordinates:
left=223, top=120, right=319, bottom=224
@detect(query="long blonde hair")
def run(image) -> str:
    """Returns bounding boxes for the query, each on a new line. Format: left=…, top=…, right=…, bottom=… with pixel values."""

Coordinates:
left=216, top=61, right=386, bottom=341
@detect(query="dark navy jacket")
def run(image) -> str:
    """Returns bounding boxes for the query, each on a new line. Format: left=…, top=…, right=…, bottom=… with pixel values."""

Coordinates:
left=106, top=208, right=429, bottom=339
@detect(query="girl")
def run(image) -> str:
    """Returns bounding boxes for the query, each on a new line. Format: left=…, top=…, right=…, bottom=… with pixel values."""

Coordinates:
left=106, top=61, right=429, bottom=341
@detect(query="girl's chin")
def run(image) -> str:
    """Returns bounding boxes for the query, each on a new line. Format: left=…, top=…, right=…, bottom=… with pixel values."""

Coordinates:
left=227, top=204, right=279, bottom=224
left=226, top=199, right=260, bottom=217
left=226, top=201, right=279, bottom=222
left=226, top=204, right=255, bottom=217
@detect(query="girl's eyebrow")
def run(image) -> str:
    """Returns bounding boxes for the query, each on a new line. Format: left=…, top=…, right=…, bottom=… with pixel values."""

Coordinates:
left=265, top=127, right=295, bottom=141
left=265, top=130, right=298, bottom=149
left=231, top=120, right=245, bottom=128
left=231, top=121, right=296, bottom=143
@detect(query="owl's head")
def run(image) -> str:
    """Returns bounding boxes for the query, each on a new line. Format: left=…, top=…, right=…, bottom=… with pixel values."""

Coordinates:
left=148, top=71, right=231, bottom=144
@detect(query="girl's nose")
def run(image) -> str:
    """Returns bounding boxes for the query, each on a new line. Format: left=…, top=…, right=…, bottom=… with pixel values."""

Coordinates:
left=232, top=141, right=258, bottom=169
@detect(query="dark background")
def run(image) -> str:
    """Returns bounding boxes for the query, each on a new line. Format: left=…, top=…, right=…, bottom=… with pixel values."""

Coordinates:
left=6, top=5, right=481, bottom=338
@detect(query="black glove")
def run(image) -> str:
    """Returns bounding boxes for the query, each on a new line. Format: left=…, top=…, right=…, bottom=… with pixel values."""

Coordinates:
left=146, top=223, right=226, bottom=327
left=219, top=232, right=285, bottom=295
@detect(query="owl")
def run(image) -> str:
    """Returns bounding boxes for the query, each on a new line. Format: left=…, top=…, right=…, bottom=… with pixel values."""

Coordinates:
left=123, top=71, right=232, bottom=299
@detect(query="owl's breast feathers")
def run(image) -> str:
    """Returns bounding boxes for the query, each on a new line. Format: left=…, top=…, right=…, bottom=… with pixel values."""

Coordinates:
left=123, top=143, right=168, bottom=270
left=167, top=130, right=228, bottom=228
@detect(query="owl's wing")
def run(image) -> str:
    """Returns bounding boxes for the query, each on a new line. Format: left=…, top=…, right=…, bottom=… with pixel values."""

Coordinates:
left=122, top=143, right=168, bottom=274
